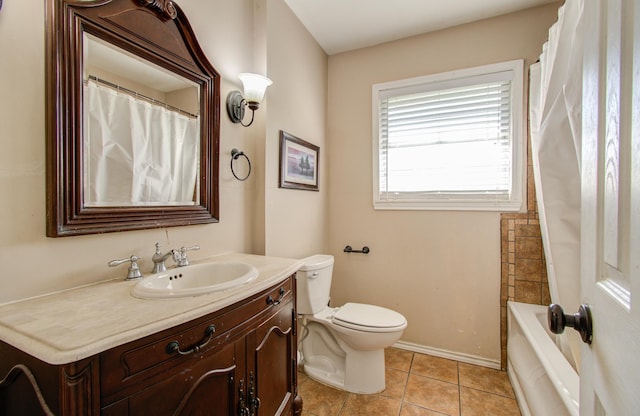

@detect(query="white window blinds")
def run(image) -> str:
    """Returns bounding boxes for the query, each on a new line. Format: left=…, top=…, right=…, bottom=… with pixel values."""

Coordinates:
left=373, top=60, right=524, bottom=211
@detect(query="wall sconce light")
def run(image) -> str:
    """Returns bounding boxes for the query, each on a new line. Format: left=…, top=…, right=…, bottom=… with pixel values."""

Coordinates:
left=226, top=73, right=273, bottom=127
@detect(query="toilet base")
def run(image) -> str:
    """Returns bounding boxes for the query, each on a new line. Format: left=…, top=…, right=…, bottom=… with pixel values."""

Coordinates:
left=303, top=359, right=346, bottom=390
left=303, top=342, right=385, bottom=394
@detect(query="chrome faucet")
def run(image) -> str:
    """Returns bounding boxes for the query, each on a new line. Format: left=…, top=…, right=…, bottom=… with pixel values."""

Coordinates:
left=108, top=255, right=143, bottom=280
left=171, top=245, right=200, bottom=267
left=152, top=243, right=174, bottom=273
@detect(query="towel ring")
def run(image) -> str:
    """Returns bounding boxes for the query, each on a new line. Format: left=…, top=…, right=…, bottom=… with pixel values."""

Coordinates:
left=231, top=148, right=251, bottom=181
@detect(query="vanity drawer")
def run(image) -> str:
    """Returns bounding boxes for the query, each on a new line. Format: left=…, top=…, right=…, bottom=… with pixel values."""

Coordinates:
left=100, top=277, right=293, bottom=405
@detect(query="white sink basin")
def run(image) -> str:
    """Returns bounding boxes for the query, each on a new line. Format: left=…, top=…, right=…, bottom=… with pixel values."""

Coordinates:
left=131, top=261, right=259, bottom=299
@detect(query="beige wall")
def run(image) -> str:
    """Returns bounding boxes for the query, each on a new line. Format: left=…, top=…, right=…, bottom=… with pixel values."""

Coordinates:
left=326, top=4, right=560, bottom=365
left=263, top=0, right=329, bottom=258
left=0, top=0, right=327, bottom=303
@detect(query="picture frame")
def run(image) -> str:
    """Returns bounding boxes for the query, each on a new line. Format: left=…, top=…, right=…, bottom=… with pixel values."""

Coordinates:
left=279, top=130, right=319, bottom=191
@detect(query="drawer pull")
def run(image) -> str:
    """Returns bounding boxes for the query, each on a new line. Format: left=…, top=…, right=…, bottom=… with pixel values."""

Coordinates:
left=266, top=287, right=286, bottom=306
left=165, top=324, right=216, bottom=356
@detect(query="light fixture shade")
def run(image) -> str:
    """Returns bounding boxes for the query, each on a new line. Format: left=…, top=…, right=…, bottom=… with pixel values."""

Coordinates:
left=239, top=73, right=273, bottom=104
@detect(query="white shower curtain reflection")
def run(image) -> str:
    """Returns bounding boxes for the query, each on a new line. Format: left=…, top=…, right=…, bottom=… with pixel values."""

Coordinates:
left=84, top=80, right=199, bottom=206
left=529, top=0, right=583, bottom=371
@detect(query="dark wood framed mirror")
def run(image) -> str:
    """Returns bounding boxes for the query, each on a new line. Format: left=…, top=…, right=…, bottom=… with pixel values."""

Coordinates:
left=45, top=0, right=220, bottom=237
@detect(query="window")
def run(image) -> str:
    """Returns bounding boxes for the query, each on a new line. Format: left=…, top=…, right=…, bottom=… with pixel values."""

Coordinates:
left=372, top=60, right=524, bottom=211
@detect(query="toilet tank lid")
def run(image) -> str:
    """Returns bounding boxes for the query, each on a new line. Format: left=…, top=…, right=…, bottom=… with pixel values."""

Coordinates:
left=298, top=254, right=334, bottom=271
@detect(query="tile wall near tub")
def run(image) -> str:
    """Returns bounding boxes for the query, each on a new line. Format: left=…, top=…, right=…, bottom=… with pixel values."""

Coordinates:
left=499, top=142, right=551, bottom=369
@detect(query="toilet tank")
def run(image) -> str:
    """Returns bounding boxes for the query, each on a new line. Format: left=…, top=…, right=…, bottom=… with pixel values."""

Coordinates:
left=296, top=255, right=334, bottom=315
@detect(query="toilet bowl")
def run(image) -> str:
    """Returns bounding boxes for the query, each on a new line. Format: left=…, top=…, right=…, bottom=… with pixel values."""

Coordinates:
left=296, top=255, right=407, bottom=394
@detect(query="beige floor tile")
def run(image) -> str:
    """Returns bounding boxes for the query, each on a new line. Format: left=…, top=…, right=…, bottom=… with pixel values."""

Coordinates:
left=410, top=353, right=459, bottom=384
left=298, top=378, right=349, bottom=416
left=298, top=366, right=310, bottom=386
left=299, top=349, right=524, bottom=416
left=460, top=387, right=521, bottom=416
left=458, top=363, right=515, bottom=398
left=400, top=403, right=447, bottom=416
left=386, top=347, right=414, bottom=372
left=405, top=374, right=460, bottom=416
left=338, top=393, right=402, bottom=416
left=378, top=367, right=409, bottom=400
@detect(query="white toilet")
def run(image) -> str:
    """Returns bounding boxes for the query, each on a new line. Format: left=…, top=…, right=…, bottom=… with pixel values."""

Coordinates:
left=296, top=255, right=407, bottom=394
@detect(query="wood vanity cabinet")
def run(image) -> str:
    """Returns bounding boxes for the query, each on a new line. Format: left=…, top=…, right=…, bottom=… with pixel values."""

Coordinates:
left=0, top=276, right=301, bottom=416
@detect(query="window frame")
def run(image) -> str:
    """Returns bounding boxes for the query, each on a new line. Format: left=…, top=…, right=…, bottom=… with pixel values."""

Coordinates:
left=372, top=59, right=525, bottom=211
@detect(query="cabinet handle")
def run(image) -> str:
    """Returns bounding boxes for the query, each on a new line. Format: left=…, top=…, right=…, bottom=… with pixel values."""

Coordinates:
left=248, top=371, right=260, bottom=415
left=165, top=324, right=216, bottom=356
left=238, top=379, right=250, bottom=416
left=266, top=287, right=286, bottom=306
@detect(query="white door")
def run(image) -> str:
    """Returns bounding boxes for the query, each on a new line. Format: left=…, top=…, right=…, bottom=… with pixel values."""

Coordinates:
left=580, top=0, right=640, bottom=414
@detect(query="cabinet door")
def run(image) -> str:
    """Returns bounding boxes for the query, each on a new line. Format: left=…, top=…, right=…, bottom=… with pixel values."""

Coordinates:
left=103, top=340, right=243, bottom=416
left=249, top=300, right=295, bottom=416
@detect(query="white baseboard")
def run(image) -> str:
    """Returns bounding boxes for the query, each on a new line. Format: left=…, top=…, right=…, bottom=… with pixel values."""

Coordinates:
left=392, top=340, right=502, bottom=370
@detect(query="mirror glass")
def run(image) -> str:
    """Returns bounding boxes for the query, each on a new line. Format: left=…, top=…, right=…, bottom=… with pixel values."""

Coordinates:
left=83, top=34, right=201, bottom=207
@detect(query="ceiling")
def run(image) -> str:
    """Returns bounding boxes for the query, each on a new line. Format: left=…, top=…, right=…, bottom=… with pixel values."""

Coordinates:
left=284, top=0, right=558, bottom=55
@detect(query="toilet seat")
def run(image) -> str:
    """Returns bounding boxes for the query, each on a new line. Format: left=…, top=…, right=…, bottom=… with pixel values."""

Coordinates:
left=331, top=303, right=407, bottom=333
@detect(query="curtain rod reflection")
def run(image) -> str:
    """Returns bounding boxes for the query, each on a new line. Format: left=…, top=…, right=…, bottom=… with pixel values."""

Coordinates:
left=85, top=75, right=199, bottom=119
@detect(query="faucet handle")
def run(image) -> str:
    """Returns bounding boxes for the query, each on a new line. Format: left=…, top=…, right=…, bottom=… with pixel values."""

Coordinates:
left=108, top=255, right=143, bottom=280
left=175, top=245, right=200, bottom=267
left=180, top=245, right=200, bottom=254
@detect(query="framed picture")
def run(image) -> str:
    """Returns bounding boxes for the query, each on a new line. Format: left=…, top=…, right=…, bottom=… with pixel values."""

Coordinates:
left=279, top=131, right=319, bottom=191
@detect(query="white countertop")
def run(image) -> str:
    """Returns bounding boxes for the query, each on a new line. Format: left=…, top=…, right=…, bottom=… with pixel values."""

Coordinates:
left=0, top=253, right=303, bottom=365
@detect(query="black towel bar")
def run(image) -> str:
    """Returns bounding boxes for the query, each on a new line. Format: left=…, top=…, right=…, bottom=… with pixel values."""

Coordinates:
left=344, top=245, right=370, bottom=254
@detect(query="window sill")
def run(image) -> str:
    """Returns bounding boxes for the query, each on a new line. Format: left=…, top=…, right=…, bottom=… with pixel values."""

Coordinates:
left=373, top=199, right=523, bottom=212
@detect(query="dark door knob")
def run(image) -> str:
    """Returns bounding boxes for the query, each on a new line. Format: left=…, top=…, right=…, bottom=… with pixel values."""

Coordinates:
left=548, top=303, right=593, bottom=344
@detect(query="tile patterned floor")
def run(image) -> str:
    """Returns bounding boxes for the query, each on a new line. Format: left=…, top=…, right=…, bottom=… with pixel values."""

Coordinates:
left=298, top=348, right=521, bottom=416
